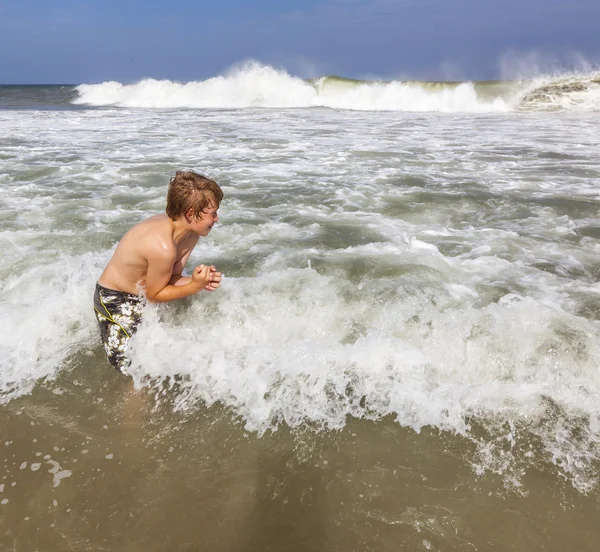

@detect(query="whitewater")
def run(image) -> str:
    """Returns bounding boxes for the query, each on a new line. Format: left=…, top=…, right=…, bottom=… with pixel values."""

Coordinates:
left=71, top=61, right=600, bottom=112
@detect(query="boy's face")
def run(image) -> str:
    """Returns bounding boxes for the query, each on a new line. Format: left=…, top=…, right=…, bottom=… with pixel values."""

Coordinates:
left=190, top=204, right=219, bottom=236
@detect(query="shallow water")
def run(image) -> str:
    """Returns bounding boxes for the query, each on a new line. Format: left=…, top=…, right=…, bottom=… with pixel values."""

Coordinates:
left=1, top=361, right=599, bottom=551
left=1, top=73, right=600, bottom=549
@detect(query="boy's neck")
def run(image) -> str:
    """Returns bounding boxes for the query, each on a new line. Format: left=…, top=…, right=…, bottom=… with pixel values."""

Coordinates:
left=171, top=217, right=197, bottom=245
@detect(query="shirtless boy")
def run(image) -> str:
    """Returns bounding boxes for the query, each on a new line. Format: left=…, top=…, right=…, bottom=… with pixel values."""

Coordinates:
left=94, top=171, right=223, bottom=375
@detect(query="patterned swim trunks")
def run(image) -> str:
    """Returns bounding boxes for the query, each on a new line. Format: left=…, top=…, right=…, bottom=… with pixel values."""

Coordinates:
left=93, top=283, right=145, bottom=375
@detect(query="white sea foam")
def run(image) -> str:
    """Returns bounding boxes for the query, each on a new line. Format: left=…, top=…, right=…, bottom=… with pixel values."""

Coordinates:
left=125, top=260, right=600, bottom=494
left=0, top=252, right=107, bottom=401
left=74, top=62, right=509, bottom=112
left=317, top=80, right=508, bottom=112
left=73, top=62, right=600, bottom=113
left=75, top=63, right=316, bottom=109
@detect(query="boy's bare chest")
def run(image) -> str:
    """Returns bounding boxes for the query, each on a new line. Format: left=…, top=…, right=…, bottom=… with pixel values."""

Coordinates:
left=174, top=236, right=199, bottom=264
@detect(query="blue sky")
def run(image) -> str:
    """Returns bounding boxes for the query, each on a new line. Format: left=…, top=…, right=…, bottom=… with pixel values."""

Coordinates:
left=0, top=0, right=599, bottom=83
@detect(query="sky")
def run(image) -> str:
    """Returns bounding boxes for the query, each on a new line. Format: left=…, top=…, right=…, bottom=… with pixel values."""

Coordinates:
left=0, top=0, right=599, bottom=83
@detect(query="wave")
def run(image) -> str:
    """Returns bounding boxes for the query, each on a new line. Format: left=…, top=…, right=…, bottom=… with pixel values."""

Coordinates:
left=2, top=242, right=600, bottom=493
left=4, top=252, right=600, bottom=491
left=73, top=61, right=600, bottom=113
left=517, top=72, right=600, bottom=111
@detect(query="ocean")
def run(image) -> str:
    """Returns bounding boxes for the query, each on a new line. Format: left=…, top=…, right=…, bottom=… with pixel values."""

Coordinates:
left=1, top=62, right=600, bottom=551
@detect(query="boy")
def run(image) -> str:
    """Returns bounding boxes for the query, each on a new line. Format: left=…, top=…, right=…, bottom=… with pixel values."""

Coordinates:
left=93, top=171, right=223, bottom=375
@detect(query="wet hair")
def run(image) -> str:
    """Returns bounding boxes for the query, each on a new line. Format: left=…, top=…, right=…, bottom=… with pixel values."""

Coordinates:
left=165, top=171, right=223, bottom=221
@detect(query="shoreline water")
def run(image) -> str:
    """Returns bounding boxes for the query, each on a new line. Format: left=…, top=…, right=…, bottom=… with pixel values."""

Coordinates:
left=1, top=353, right=599, bottom=551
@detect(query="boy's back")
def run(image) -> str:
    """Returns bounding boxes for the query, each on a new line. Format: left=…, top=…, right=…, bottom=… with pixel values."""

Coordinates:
left=99, top=215, right=185, bottom=295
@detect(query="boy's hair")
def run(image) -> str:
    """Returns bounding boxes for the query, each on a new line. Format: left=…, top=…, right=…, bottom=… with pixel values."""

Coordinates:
left=166, top=171, right=223, bottom=221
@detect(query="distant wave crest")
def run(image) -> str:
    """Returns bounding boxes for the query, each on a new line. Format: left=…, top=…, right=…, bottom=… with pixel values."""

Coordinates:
left=73, top=61, right=600, bottom=113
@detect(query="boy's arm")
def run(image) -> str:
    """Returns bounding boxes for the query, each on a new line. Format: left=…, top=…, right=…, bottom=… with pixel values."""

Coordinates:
left=145, top=249, right=210, bottom=303
left=169, top=274, right=192, bottom=287
left=169, top=250, right=222, bottom=291
left=170, top=249, right=194, bottom=284
left=169, top=267, right=222, bottom=291
left=167, top=248, right=196, bottom=286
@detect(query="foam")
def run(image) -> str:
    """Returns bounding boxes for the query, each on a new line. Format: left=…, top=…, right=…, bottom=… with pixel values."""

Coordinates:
left=122, top=266, right=600, bottom=494
left=73, top=62, right=600, bottom=113
left=0, top=252, right=107, bottom=402
left=74, top=61, right=509, bottom=112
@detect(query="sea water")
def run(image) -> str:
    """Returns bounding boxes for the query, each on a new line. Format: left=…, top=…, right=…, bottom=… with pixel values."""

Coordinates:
left=1, top=63, right=600, bottom=551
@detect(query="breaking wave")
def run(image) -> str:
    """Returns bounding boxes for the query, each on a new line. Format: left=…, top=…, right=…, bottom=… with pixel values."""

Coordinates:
left=73, top=62, right=600, bottom=113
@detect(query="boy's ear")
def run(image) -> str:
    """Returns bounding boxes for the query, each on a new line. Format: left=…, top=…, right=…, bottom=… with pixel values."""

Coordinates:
left=185, top=208, right=195, bottom=223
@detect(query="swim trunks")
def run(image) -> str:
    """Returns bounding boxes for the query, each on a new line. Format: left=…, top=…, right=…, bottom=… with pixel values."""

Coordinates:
left=93, top=283, right=144, bottom=375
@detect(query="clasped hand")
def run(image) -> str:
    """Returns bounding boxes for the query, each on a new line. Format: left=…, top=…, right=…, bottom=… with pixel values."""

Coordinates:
left=192, top=264, right=222, bottom=292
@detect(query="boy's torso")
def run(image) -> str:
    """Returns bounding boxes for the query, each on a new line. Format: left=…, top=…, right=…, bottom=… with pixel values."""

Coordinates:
left=98, top=215, right=196, bottom=295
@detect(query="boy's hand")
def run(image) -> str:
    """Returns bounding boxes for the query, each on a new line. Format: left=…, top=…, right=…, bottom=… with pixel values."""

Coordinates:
left=191, top=265, right=212, bottom=291
left=205, top=265, right=222, bottom=292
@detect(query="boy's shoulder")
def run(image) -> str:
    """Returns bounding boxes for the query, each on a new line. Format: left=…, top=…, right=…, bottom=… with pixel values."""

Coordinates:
left=129, top=215, right=172, bottom=237
left=123, top=215, right=177, bottom=256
